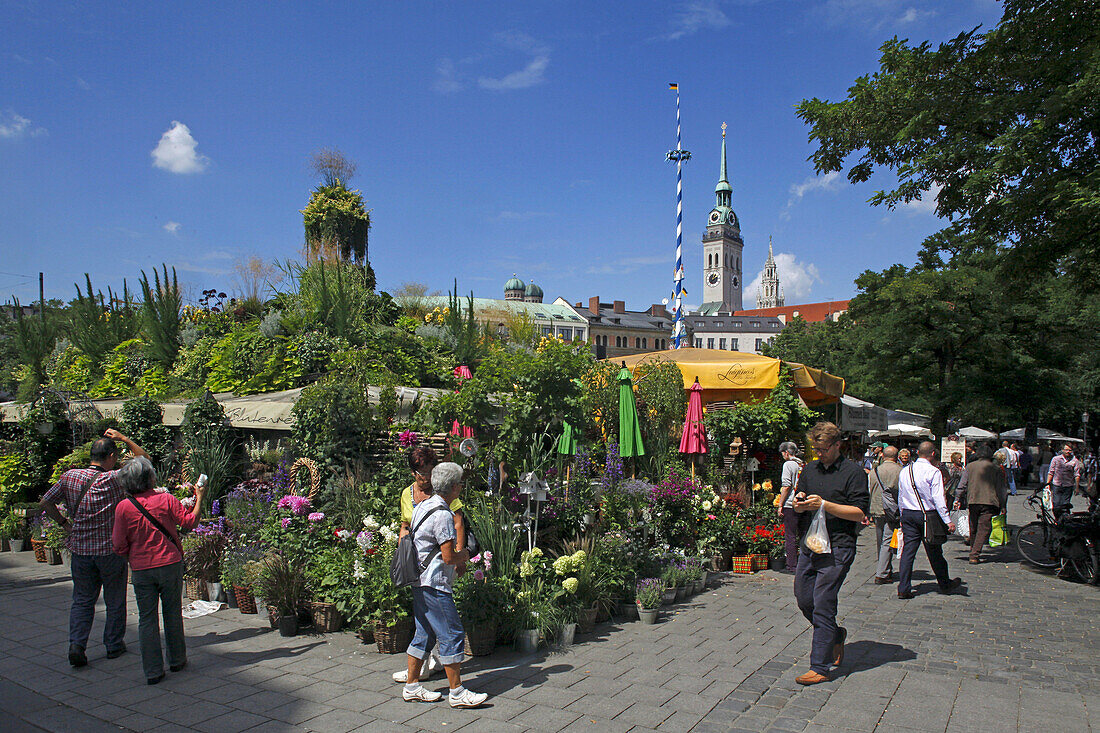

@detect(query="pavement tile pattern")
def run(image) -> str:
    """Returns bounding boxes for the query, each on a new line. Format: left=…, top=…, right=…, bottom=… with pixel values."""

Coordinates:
left=0, top=492, right=1097, bottom=732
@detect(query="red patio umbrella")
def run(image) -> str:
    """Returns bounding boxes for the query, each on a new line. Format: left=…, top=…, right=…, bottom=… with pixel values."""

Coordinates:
left=451, top=365, right=475, bottom=439
left=679, top=377, right=707, bottom=478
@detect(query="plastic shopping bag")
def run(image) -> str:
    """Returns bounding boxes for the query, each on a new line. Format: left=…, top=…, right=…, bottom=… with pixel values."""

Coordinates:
left=802, top=506, right=832, bottom=554
left=890, top=529, right=900, bottom=549
left=988, top=514, right=1008, bottom=547
left=951, top=510, right=970, bottom=541
left=894, top=528, right=904, bottom=559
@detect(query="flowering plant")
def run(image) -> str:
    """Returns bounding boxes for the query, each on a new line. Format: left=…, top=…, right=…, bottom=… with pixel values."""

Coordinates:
left=454, top=553, right=505, bottom=627
left=635, top=577, right=664, bottom=610
left=744, top=524, right=783, bottom=555
left=397, top=430, right=419, bottom=447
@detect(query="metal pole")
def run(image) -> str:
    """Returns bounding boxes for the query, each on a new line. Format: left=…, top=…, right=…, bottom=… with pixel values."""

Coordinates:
left=39, top=272, right=45, bottom=323
left=667, top=84, right=691, bottom=349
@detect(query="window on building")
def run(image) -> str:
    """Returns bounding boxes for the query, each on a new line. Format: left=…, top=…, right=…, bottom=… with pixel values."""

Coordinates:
left=695, top=338, right=702, bottom=348
left=733, top=321, right=741, bottom=328
left=755, top=338, right=764, bottom=352
left=542, top=326, right=552, bottom=336
left=715, top=321, right=723, bottom=328
left=641, top=337, right=647, bottom=349
left=707, top=338, right=715, bottom=349
left=635, top=337, right=641, bottom=349
left=730, top=338, right=738, bottom=351
left=751, top=321, right=760, bottom=328
left=558, top=327, right=572, bottom=341
left=719, top=338, right=726, bottom=350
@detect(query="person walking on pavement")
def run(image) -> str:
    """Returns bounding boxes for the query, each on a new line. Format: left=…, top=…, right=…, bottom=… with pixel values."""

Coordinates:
left=1038, top=443, right=1054, bottom=491
left=897, top=441, right=961, bottom=599
left=898, top=448, right=911, bottom=467
left=791, top=422, right=869, bottom=685
left=995, top=441, right=1019, bottom=496
left=954, top=444, right=1007, bottom=564
left=39, top=430, right=148, bottom=667
left=775, top=441, right=804, bottom=574
left=112, top=457, right=205, bottom=684
left=869, top=446, right=902, bottom=584
left=1017, top=444, right=1033, bottom=487
left=1046, top=443, right=1082, bottom=516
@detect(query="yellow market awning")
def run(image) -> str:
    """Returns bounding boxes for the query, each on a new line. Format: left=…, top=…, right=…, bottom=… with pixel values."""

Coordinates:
left=614, top=348, right=844, bottom=407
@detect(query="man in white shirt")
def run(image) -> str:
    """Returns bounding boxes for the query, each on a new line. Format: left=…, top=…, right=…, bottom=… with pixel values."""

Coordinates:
left=896, top=441, right=961, bottom=599
left=995, top=440, right=1018, bottom=495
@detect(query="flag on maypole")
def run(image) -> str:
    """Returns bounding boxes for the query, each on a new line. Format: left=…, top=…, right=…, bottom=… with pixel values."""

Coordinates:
left=667, top=83, right=691, bottom=349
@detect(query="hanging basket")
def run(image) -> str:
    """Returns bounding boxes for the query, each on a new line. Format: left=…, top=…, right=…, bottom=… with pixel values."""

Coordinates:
left=290, top=458, right=322, bottom=501
left=31, top=538, right=47, bottom=563
left=311, top=602, right=343, bottom=633
left=185, top=576, right=209, bottom=601
left=234, top=586, right=257, bottom=614
left=730, top=556, right=754, bottom=575
left=464, top=623, right=498, bottom=657
left=374, top=617, right=413, bottom=654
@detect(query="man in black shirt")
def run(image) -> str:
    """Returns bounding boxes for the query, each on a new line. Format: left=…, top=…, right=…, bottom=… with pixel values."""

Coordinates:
left=792, top=421, right=870, bottom=685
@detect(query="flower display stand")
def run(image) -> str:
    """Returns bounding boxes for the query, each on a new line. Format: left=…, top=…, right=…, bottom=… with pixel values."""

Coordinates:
left=731, top=556, right=754, bottom=574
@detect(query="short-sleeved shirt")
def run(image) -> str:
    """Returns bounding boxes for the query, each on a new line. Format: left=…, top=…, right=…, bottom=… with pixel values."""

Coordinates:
left=410, top=494, right=457, bottom=594
left=781, top=459, right=803, bottom=508
left=400, top=484, right=463, bottom=526
left=42, top=467, right=126, bottom=556
left=795, top=455, right=870, bottom=551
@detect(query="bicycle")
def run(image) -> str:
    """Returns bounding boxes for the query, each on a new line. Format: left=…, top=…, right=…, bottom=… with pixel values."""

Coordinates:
left=1015, top=484, right=1100, bottom=583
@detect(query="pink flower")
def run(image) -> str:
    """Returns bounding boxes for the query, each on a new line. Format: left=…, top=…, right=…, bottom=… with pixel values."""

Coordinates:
left=706, top=514, right=717, bottom=520
left=470, top=554, right=481, bottom=564
left=483, top=551, right=493, bottom=560
left=280, top=518, right=291, bottom=529
left=307, top=512, right=325, bottom=523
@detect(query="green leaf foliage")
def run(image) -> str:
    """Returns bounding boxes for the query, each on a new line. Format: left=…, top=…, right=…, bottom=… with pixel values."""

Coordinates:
left=139, top=265, right=182, bottom=369
left=302, top=183, right=371, bottom=264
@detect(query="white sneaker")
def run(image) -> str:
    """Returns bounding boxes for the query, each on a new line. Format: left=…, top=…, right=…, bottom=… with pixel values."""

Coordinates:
left=392, top=654, right=443, bottom=683
left=449, top=688, right=488, bottom=708
left=403, top=685, right=443, bottom=703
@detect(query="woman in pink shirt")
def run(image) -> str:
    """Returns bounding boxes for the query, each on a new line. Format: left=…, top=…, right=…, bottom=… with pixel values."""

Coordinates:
left=112, top=457, right=205, bottom=684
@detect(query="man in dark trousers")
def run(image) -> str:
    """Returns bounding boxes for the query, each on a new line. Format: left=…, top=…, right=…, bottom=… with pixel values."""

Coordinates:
left=792, top=421, right=870, bottom=685
left=896, top=441, right=960, bottom=598
left=40, top=430, right=148, bottom=667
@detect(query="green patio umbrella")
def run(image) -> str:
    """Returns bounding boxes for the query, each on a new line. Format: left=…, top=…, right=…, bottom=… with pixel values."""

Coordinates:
left=618, top=366, right=645, bottom=459
left=557, top=421, right=577, bottom=455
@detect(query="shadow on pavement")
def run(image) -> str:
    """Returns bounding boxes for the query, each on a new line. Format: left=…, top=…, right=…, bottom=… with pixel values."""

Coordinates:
left=838, top=640, right=916, bottom=677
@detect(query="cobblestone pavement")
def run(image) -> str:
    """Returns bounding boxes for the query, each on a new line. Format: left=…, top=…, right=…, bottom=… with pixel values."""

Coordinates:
left=1, top=491, right=1097, bottom=733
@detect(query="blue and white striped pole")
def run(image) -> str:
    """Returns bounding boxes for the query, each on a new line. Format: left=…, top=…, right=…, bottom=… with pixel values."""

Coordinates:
left=667, top=83, right=691, bottom=349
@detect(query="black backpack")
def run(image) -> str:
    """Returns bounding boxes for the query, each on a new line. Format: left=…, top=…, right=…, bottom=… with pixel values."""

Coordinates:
left=390, top=506, right=445, bottom=587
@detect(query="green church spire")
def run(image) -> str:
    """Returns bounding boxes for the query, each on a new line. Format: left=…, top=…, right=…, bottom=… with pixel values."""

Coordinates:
left=714, top=122, right=732, bottom=208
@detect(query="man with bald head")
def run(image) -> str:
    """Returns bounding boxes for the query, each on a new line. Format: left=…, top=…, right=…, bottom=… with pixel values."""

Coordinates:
left=868, top=445, right=901, bottom=584
left=896, top=441, right=961, bottom=599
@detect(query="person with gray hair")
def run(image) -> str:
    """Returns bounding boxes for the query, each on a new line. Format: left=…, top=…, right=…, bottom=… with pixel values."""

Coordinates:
left=869, top=446, right=901, bottom=584
left=401, top=462, right=487, bottom=708
left=112, top=456, right=205, bottom=684
left=776, top=441, right=804, bottom=573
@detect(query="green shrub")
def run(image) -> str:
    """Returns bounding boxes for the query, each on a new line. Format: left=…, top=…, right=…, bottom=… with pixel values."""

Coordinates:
left=119, top=395, right=176, bottom=473
left=0, top=455, right=35, bottom=515
left=90, top=339, right=153, bottom=398
left=49, top=442, right=93, bottom=485
left=291, top=379, right=377, bottom=494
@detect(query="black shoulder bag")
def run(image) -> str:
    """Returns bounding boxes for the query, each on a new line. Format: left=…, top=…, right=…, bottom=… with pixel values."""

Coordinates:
left=909, top=465, right=948, bottom=545
left=390, top=506, right=445, bottom=587
left=125, top=496, right=183, bottom=553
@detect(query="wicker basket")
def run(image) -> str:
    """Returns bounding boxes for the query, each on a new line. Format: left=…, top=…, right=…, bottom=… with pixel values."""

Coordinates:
left=185, top=576, right=209, bottom=601
left=290, top=458, right=322, bottom=501
left=357, top=625, right=375, bottom=644
left=751, top=554, right=769, bottom=572
left=31, top=538, right=47, bottom=563
left=374, top=618, right=413, bottom=654
left=234, top=586, right=257, bottom=614
left=731, top=556, right=754, bottom=574
left=464, top=623, right=497, bottom=656
left=577, top=606, right=599, bottom=634
left=311, top=602, right=343, bottom=633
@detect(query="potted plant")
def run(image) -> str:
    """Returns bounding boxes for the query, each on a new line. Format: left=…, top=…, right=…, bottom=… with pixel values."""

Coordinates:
left=29, top=515, right=48, bottom=562
left=186, top=524, right=228, bottom=602
left=237, top=559, right=262, bottom=615
left=306, top=548, right=351, bottom=633
left=456, top=555, right=504, bottom=655
left=221, top=547, right=261, bottom=611
left=258, top=554, right=307, bottom=637
left=0, top=510, right=17, bottom=552
left=42, top=517, right=67, bottom=565
left=9, top=513, right=27, bottom=553
left=181, top=534, right=210, bottom=601
left=635, top=578, right=663, bottom=625
left=746, top=524, right=773, bottom=571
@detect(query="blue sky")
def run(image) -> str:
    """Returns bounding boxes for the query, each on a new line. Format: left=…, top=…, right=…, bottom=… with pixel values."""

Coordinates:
left=0, top=0, right=1003, bottom=310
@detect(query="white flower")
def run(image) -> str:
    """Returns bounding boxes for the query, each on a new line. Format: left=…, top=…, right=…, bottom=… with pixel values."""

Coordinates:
left=352, top=559, right=365, bottom=580
left=180, top=496, right=196, bottom=509
left=362, top=515, right=380, bottom=530
left=702, top=500, right=712, bottom=511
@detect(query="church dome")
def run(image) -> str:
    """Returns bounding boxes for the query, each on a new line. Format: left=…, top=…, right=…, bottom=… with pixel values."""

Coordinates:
left=504, top=275, right=525, bottom=292
left=524, top=282, right=543, bottom=299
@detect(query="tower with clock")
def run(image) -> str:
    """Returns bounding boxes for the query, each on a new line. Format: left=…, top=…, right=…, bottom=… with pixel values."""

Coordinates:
left=700, top=123, right=743, bottom=314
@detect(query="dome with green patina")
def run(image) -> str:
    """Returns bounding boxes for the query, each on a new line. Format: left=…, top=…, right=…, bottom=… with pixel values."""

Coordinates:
left=524, top=281, right=543, bottom=299
left=504, top=275, right=525, bottom=292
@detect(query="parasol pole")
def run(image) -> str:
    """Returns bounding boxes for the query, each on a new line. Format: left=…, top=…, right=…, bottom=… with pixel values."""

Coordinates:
left=667, top=83, right=691, bottom=349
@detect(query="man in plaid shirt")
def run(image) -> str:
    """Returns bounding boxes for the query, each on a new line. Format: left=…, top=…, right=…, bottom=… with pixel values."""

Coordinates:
left=40, top=429, right=148, bottom=668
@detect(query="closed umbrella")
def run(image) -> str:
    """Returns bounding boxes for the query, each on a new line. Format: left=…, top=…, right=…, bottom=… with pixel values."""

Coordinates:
left=679, top=378, right=707, bottom=478
left=618, top=365, right=645, bottom=466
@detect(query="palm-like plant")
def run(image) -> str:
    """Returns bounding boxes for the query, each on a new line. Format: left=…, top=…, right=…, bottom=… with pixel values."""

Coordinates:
left=139, top=265, right=182, bottom=369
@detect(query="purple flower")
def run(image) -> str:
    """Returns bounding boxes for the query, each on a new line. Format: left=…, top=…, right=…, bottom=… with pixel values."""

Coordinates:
left=307, top=512, right=325, bottom=523
left=211, top=499, right=222, bottom=517
left=281, top=517, right=291, bottom=529
left=397, top=430, right=420, bottom=447
left=277, top=494, right=312, bottom=516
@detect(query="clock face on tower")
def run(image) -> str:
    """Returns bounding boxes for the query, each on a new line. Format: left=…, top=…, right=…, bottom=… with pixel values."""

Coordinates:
left=732, top=276, right=739, bottom=287
left=707, top=272, right=720, bottom=286
left=727, top=211, right=737, bottom=225
left=708, top=211, right=720, bottom=224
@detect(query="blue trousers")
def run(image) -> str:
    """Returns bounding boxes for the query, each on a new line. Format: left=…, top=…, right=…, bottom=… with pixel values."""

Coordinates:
left=69, top=553, right=128, bottom=652
left=408, top=587, right=465, bottom=665
left=898, top=509, right=950, bottom=595
left=794, top=544, right=855, bottom=674
left=132, top=562, right=186, bottom=680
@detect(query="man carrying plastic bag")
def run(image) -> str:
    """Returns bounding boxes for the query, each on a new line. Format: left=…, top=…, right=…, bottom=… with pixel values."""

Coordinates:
left=953, top=443, right=1007, bottom=563
left=791, top=422, right=870, bottom=686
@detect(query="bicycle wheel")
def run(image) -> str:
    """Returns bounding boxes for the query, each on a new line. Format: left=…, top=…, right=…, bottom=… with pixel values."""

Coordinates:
left=1015, top=522, right=1058, bottom=568
left=1067, top=538, right=1100, bottom=584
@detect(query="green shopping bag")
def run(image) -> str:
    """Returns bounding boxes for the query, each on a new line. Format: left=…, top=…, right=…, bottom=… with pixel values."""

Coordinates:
left=988, top=514, right=1008, bottom=547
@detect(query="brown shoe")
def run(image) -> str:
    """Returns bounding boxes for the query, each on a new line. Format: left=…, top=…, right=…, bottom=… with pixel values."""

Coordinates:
left=873, top=576, right=894, bottom=584
left=968, top=559, right=980, bottom=565
left=832, top=627, right=847, bottom=666
left=796, top=670, right=829, bottom=685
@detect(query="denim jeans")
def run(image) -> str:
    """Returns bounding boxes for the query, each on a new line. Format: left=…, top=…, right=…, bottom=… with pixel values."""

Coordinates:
left=1052, top=484, right=1075, bottom=514
left=794, top=543, right=855, bottom=674
left=69, top=553, right=127, bottom=653
left=1006, top=468, right=1017, bottom=495
left=132, top=562, right=186, bottom=680
left=898, top=509, right=950, bottom=595
left=408, top=586, right=465, bottom=665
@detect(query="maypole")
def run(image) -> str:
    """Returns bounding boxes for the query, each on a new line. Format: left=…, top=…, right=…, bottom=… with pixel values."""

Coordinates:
left=666, top=83, right=691, bottom=349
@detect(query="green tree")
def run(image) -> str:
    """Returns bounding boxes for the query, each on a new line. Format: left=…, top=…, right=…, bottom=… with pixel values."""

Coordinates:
left=796, top=0, right=1100, bottom=281
left=139, top=265, right=182, bottom=369
left=302, top=150, right=370, bottom=266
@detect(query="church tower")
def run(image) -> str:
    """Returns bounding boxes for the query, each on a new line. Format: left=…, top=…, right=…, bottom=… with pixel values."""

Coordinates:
left=756, top=237, right=784, bottom=308
left=700, top=124, right=743, bottom=314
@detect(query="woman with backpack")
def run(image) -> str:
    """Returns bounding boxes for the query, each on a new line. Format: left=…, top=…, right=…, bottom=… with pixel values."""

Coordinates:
left=400, top=462, right=487, bottom=708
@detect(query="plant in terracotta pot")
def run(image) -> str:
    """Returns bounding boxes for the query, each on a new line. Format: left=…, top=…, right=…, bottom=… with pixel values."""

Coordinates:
left=222, top=546, right=263, bottom=612
left=41, top=515, right=67, bottom=564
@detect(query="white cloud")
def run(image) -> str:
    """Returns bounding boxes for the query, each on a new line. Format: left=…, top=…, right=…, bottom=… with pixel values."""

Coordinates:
left=0, top=110, right=46, bottom=139
left=75, top=76, right=91, bottom=90
left=818, top=0, right=935, bottom=29
left=781, top=172, right=843, bottom=218
left=163, top=221, right=181, bottom=234
left=151, top=121, right=209, bottom=174
left=478, top=32, right=550, bottom=91
left=743, top=252, right=821, bottom=304
left=899, top=182, right=943, bottom=214
left=665, top=0, right=732, bottom=40
left=433, top=58, right=463, bottom=93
